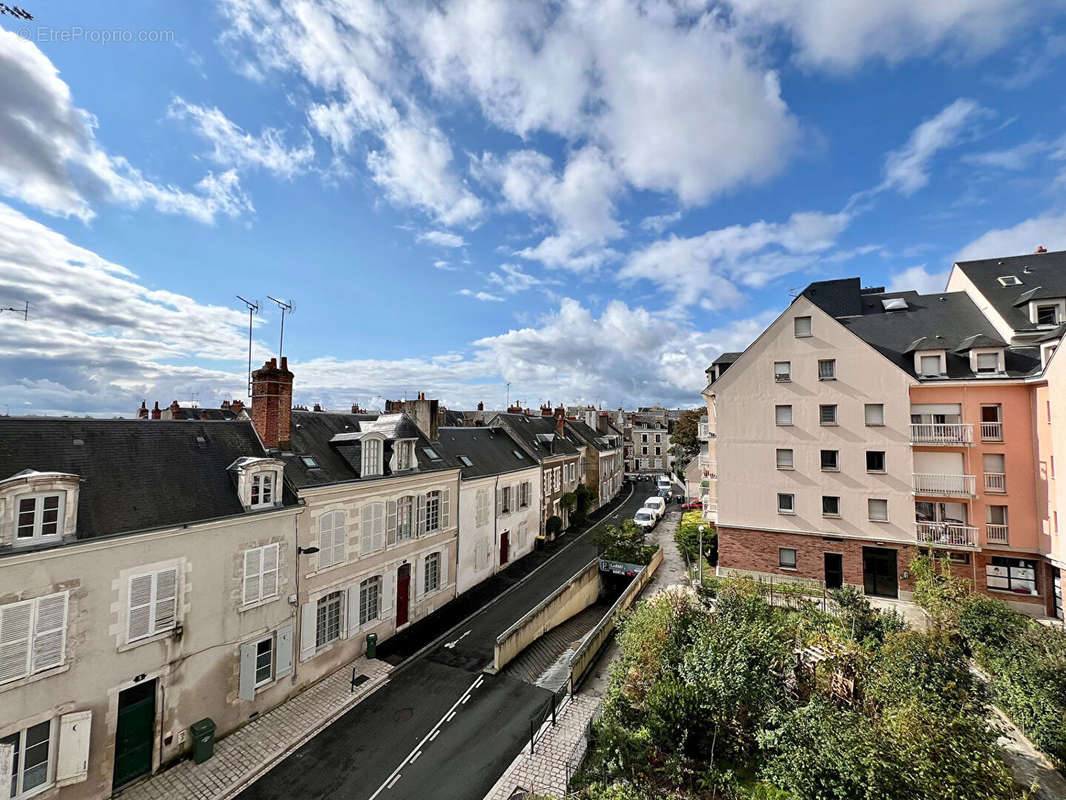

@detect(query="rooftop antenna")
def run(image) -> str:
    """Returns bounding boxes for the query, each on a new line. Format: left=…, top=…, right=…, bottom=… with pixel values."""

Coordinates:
left=0, top=300, right=28, bottom=320
left=266, top=296, right=293, bottom=361
left=506, top=381, right=511, bottom=408
left=236, top=296, right=259, bottom=397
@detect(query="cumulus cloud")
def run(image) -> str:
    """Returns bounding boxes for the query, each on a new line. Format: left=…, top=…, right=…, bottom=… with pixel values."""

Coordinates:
left=726, top=0, right=1053, bottom=71
left=168, top=97, right=315, bottom=178
left=487, top=263, right=545, bottom=294
left=880, top=99, right=989, bottom=196
left=623, top=210, right=851, bottom=308
left=889, top=265, right=948, bottom=295
left=419, top=230, right=466, bottom=248
left=0, top=30, right=252, bottom=224
left=955, top=213, right=1066, bottom=262
left=640, top=211, right=683, bottom=234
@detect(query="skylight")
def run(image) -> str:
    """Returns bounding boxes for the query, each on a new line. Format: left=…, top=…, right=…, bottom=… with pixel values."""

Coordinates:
left=301, top=456, right=319, bottom=468
left=998, top=275, right=1022, bottom=287
left=458, top=455, right=473, bottom=467
left=881, top=297, right=908, bottom=311
left=513, top=450, right=524, bottom=459
left=422, top=447, right=441, bottom=460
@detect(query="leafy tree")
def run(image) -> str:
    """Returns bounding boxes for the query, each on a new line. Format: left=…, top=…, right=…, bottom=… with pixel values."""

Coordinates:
left=669, top=409, right=704, bottom=477
left=593, top=520, right=656, bottom=564
left=674, top=511, right=716, bottom=566
left=546, top=515, right=563, bottom=539
left=908, top=554, right=972, bottom=629
left=573, top=483, right=596, bottom=525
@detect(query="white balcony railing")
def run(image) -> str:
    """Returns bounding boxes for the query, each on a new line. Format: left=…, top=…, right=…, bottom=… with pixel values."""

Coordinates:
left=915, top=521, right=978, bottom=549
left=702, top=460, right=718, bottom=480
left=698, top=422, right=709, bottom=439
left=986, top=524, right=1009, bottom=545
left=913, top=473, right=976, bottom=497
left=981, top=422, right=1003, bottom=442
left=910, top=423, right=973, bottom=445
left=984, top=472, right=1006, bottom=493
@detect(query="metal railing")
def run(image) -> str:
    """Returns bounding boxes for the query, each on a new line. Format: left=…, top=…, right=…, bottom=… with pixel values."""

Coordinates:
left=981, top=422, right=1003, bottom=442
left=914, top=521, right=978, bottom=548
left=984, top=472, right=1006, bottom=493
left=912, top=472, right=976, bottom=497
left=986, top=523, right=1009, bottom=545
left=910, top=423, right=973, bottom=445
left=698, top=422, right=710, bottom=439
left=702, top=459, right=718, bottom=479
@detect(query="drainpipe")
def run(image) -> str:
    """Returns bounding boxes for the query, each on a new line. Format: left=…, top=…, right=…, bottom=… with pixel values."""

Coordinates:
left=494, top=475, right=500, bottom=574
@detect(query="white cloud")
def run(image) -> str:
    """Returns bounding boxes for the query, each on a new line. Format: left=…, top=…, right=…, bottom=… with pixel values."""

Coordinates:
left=955, top=213, right=1066, bottom=262
left=623, top=210, right=851, bottom=308
left=986, top=31, right=1066, bottom=89
left=0, top=30, right=252, bottom=225
left=433, top=260, right=460, bottom=271
left=880, top=99, right=988, bottom=196
left=487, top=263, right=544, bottom=294
left=726, top=0, right=1052, bottom=71
left=889, top=265, right=948, bottom=294
left=419, top=230, right=465, bottom=248
left=457, top=289, right=505, bottom=302
left=963, top=137, right=1061, bottom=170
left=640, top=211, right=683, bottom=233
left=168, top=97, right=315, bottom=178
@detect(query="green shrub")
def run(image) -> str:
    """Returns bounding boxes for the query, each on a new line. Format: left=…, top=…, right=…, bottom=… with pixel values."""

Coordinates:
left=830, top=585, right=907, bottom=646
left=546, top=515, right=563, bottom=538
left=674, top=511, right=716, bottom=566
left=593, top=520, right=657, bottom=565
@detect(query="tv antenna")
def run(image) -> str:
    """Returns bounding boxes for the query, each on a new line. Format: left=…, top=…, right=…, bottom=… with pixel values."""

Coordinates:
left=266, top=296, right=294, bottom=361
left=0, top=300, right=28, bottom=320
left=236, top=295, right=259, bottom=397
left=506, top=381, right=511, bottom=408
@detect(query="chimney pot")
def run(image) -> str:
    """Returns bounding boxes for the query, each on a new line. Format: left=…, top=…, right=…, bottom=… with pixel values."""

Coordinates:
left=313, top=403, right=323, bottom=412
left=151, top=401, right=161, bottom=420
left=280, top=356, right=288, bottom=371
left=1035, top=245, right=1048, bottom=253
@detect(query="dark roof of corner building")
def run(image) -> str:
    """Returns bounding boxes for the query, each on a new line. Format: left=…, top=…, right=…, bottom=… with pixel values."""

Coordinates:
left=166, top=406, right=238, bottom=421
left=563, top=419, right=618, bottom=452
left=801, top=278, right=1039, bottom=379
left=0, top=418, right=276, bottom=541
left=436, top=426, right=536, bottom=479
left=712, top=352, right=743, bottom=366
left=954, top=250, right=1066, bottom=334
left=486, top=413, right=580, bottom=460
left=283, top=410, right=457, bottom=490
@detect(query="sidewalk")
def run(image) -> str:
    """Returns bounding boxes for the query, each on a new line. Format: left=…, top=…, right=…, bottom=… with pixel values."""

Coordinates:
left=116, top=656, right=392, bottom=800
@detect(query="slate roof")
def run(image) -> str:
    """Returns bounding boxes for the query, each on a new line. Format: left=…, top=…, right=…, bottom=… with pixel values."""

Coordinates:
left=166, top=406, right=238, bottom=421
left=283, top=410, right=457, bottom=490
left=802, top=278, right=1040, bottom=379
left=487, top=413, right=580, bottom=461
left=954, top=250, right=1066, bottom=334
left=563, top=419, right=620, bottom=452
left=712, top=352, right=743, bottom=366
left=0, top=418, right=275, bottom=542
left=435, top=426, right=536, bottom=480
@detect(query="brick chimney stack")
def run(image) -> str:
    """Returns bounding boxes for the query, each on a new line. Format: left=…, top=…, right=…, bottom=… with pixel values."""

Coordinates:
left=169, top=400, right=181, bottom=418
left=313, top=403, right=323, bottom=412
left=540, top=404, right=553, bottom=417
left=596, top=410, right=609, bottom=434
left=477, top=401, right=484, bottom=411
left=151, top=401, right=161, bottom=420
left=136, top=401, right=149, bottom=420
left=408, top=391, right=439, bottom=442
left=230, top=400, right=245, bottom=416
left=554, top=404, right=566, bottom=435
left=251, top=356, right=294, bottom=450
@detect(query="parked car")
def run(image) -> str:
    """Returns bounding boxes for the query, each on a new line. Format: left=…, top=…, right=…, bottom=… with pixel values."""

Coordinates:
left=643, top=496, right=667, bottom=520
left=681, top=498, right=704, bottom=510
left=633, top=509, right=657, bottom=531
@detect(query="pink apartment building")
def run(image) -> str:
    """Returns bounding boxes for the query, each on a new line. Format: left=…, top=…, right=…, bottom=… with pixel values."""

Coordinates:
left=704, top=249, right=1065, bottom=617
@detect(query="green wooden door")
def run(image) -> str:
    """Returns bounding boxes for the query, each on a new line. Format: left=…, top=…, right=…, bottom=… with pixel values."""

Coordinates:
left=113, top=680, right=156, bottom=788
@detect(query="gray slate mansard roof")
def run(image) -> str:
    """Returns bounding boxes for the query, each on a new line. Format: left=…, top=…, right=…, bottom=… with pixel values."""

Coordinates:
left=435, top=426, right=535, bottom=480
left=0, top=418, right=280, bottom=541
left=563, top=419, right=618, bottom=452
left=283, top=410, right=458, bottom=490
left=486, top=413, right=580, bottom=461
left=801, top=278, right=1040, bottom=379
left=954, top=250, right=1066, bottom=334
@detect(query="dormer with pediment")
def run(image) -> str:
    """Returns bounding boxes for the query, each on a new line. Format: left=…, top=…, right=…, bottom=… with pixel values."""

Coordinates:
left=0, top=469, right=81, bottom=549
left=228, top=456, right=286, bottom=510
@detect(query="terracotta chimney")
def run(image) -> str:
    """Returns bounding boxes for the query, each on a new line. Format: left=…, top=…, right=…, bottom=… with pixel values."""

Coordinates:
left=230, top=400, right=245, bottom=416
left=251, top=356, right=294, bottom=449
left=477, top=401, right=484, bottom=411
left=556, top=414, right=565, bottom=436
left=136, top=400, right=148, bottom=420
left=540, top=404, right=553, bottom=417
left=407, top=393, right=439, bottom=442
left=169, top=400, right=181, bottom=417
left=221, top=400, right=231, bottom=410
left=1035, top=245, right=1048, bottom=253
left=313, top=403, right=323, bottom=412
left=151, top=401, right=161, bottom=420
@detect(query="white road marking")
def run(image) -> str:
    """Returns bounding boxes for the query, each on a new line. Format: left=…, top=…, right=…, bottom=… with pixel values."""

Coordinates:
left=367, top=674, right=483, bottom=800
left=429, top=730, right=440, bottom=741
left=473, top=675, right=484, bottom=689
left=410, top=751, right=422, bottom=763
left=461, top=695, right=470, bottom=704
left=443, top=630, right=472, bottom=649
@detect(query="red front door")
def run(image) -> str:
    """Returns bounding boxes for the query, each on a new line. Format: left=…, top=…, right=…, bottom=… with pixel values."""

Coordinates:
left=396, top=563, right=411, bottom=627
left=500, top=531, right=510, bottom=565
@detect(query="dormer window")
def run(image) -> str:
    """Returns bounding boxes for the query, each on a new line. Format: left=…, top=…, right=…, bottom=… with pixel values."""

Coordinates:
left=16, top=493, right=65, bottom=544
left=250, top=474, right=274, bottom=507
left=975, top=352, right=1001, bottom=374
left=1036, top=304, right=1060, bottom=325
left=362, top=437, right=383, bottom=476
left=393, top=440, right=415, bottom=471
left=1027, top=298, right=1065, bottom=326
left=915, top=350, right=946, bottom=378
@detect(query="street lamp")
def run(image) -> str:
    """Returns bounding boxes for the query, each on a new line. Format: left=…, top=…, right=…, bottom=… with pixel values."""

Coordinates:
left=297, top=546, right=319, bottom=555
left=698, top=525, right=706, bottom=584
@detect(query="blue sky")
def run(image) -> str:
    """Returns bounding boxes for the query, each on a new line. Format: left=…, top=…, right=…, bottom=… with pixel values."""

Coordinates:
left=1, top=0, right=1065, bottom=416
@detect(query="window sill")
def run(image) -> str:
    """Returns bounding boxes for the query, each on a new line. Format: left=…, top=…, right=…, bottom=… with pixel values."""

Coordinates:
left=775, top=423, right=794, bottom=428
left=778, top=510, right=796, bottom=516
left=819, top=423, right=839, bottom=427
left=867, top=469, right=887, bottom=474
left=240, top=595, right=280, bottom=612
left=869, top=518, right=889, bottom=524
left=0, top=662, right=70, bottom=695
left=820, top=468, right=840, bottom=473
left=119, top=628, right=177, bottom=653
left=987, top=587, right=1039, bottom=598
left=795, top=334, right=812, bottom=339
left=776, top=466, right=794, bottom=471
left=822, top=513, right=841, bottom=519
left=779, top=566, right=798, bottom=572
left=818, top=377, right=836, bottom=382
left=865, top=423, right=885, bottom=428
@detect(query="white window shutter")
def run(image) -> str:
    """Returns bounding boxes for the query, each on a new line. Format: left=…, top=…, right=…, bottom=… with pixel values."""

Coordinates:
left=0, top=742, right=13, bottom=792
left=0, top=600, right=32, bottom=684
left=262, top=544, right=279, bottom=599
left=441, top=488, right=451, bottom=529
left=154, top=568, right=178, bottom=632
left=381, top=571, right=394, bottom=614
left=346, top=587, right=360, bottom=638
left=386, top=500, right=397, bottom=546
left=56, top=709, right=92, bottom=785
left=416, top=495, right=426, bottom=536
left=496, top=488, right=503, bottom=516
left=127, top=574, right=153, bottom=642
left=373, top=505, right=386, bottom=551
left=32, top=591, right=67, bottom=672
left=440, top=550, right=449, bottom=587
left=334, top=512, right=348, bottom=564
left=238, top=640, right=257, bottom=701
left=275, top=624, right=293, bottom=678
left=360, top=506, right=373, bottom=555
left=243, top=548, right=261, bottom=605
left=299, top=602, right=317, bottom=662
left=319, top=513, right=334, bottom=563
left=415, top=556, right=424, bottom=598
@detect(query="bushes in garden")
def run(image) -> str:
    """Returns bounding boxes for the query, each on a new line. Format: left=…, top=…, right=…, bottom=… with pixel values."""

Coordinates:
left=592, top=520, right=658, bottom=565
left=674, top=511, right=716, bottom=566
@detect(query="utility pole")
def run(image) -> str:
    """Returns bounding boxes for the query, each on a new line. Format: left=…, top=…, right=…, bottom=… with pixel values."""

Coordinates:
left=0, top=300, right=29, bottom=320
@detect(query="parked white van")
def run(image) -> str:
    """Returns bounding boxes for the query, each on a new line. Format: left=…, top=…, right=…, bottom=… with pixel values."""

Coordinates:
left=633, top=508, right=658, bottom=531
left=643, top=496, right=667, bottom=519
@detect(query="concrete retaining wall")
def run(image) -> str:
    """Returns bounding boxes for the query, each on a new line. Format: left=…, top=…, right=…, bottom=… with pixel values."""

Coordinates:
left=492, top=558, right=600, bottom=673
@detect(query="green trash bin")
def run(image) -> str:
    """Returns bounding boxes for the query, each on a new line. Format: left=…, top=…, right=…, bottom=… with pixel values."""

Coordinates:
left=365, top=632, right=378, bottom=659
left=190, top=718, right=215, bottom=764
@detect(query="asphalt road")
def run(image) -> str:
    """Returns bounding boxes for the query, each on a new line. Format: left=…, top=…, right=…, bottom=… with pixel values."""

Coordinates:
left=236, top=484, right=652, bottom=800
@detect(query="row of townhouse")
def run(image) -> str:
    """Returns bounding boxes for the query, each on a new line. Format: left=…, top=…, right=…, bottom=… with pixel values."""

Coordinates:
left=701, top=248, right=1066, bottom=618
left=0, top=359, right=623, bottom=800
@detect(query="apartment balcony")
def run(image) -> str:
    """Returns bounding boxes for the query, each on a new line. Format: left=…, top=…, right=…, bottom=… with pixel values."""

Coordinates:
left=984, top=472, right=1007, bottom=493
left=986, top=524, right=1009, bottom=545
left=698, top=458, right=718, bottom=479
left=980, top=422, right=1003, bottom=442
left=698, top=421, right=716, bottom=440
left=915, top=521, right=979, bottom=549
left=910, top=423, right=973, bottom=446
left=912, top=473, right=977, bottom=498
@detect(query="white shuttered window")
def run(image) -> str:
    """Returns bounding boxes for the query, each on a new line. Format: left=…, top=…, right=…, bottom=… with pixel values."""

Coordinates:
left=0, top=592, right=68, bottom=685
left=127, top=568, right=178, bottom=643
left=243, top=544, right=280, bottom=605
left=319, top=511, right=347, bottom=567
left=360, top=503, right=385, bottom=553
